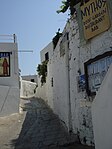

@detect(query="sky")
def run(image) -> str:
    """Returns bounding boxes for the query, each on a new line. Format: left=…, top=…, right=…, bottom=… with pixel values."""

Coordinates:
left=0, top=0, right=68, bottom=75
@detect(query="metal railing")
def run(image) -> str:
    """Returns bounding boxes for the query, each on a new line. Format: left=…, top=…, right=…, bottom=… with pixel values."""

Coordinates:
left=0, top=34, right=17, bottom=43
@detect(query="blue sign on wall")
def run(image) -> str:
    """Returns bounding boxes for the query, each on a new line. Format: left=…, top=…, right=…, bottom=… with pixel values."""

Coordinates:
left=78, top=74, right=86, bottom=92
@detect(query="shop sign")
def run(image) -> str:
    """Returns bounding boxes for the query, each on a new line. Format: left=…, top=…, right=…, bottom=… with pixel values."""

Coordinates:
left=81, top=0, right=110, bottom=40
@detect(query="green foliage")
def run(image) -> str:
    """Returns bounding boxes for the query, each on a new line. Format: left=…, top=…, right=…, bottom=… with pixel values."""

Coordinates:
left=37, top=60, right=48, bottom=85
left=57, top=0, right=81, bottom=15
left=57, top=0, right=69, bottom=13
left=52, top=29, right=62, bottom=49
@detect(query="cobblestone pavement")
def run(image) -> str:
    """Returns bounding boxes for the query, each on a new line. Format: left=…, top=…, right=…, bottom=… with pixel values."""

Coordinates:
left=0, top=97, right=95, bottom=149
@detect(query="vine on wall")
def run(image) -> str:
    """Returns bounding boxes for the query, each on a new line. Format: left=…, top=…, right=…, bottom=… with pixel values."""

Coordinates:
left=52, top=29, right=62, bottom=49
left=37, top=60, right=48, bottom=85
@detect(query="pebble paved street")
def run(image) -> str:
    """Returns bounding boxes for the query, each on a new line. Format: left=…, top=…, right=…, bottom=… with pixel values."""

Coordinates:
left=0, top=97, right=95, bottom=149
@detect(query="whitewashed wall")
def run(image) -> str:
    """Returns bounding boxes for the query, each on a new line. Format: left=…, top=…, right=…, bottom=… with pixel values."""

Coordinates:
left=51, top=39, right=70, bottom=129
left=46, top=63, right=54, bottom=108
left=36, top=42, right=54, bottom=108
left=36, top=38, right=70, bottom=129
left=0, top=85, right=19, bottom=117
left=0, top=43, right=20, bottom=116
left=92, top=64, right=112, bottom=149
left=40, top=42, right=53, bottom=62
left=22, top=75, right=38, bottom=83
left=36, top=77, right=47, bottom=101
left=36, top=6, right=112, bottom=146
left=20, top=80, right=36, bottom=98
left=36, top=61, right=54, bottom=109
left=67, top=14, right=112, bottom=145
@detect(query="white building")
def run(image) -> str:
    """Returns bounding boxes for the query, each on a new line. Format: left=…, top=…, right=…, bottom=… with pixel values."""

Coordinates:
left=36, top=0, right=112, bottom=148
left=22, top=75, right=38, bottom=83
left=0, top=34, right=20, bottom=117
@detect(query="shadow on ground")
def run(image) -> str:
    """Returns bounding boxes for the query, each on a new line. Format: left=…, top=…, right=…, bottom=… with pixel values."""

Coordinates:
left=11, top=98, right=95, bottom=149
left=11, top=98, right=39, bottom=149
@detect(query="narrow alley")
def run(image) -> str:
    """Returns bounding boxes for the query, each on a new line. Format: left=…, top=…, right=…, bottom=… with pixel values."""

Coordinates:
left=0, top=97, right=94, bottom=149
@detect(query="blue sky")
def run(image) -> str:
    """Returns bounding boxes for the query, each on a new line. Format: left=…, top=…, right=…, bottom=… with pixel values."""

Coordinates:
left=0, top=0, right=68, bottom=75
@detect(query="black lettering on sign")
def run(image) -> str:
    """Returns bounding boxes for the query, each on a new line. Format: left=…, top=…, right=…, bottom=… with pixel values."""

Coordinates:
left=81, top=0, right=106, bottom=19
left=91, top=25, right=98, bottom=32
left=92, top=8, right=106, bottom=20
left=84, top=15, right=105, bottom=30
left=83, top=18, right=91, bottom=25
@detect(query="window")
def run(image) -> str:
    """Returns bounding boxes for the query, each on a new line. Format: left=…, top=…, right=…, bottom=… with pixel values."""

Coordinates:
left=84, top=51, right=112, bottom=95
left=51, top=77, right=53, bottom=87
left=31, top=79, right=35, bottom=82
left=45, top=52, right=49, bottom=61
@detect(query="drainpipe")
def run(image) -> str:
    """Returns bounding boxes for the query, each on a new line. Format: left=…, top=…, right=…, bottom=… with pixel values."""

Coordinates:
left=65, top=38, right=72, bottom=132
